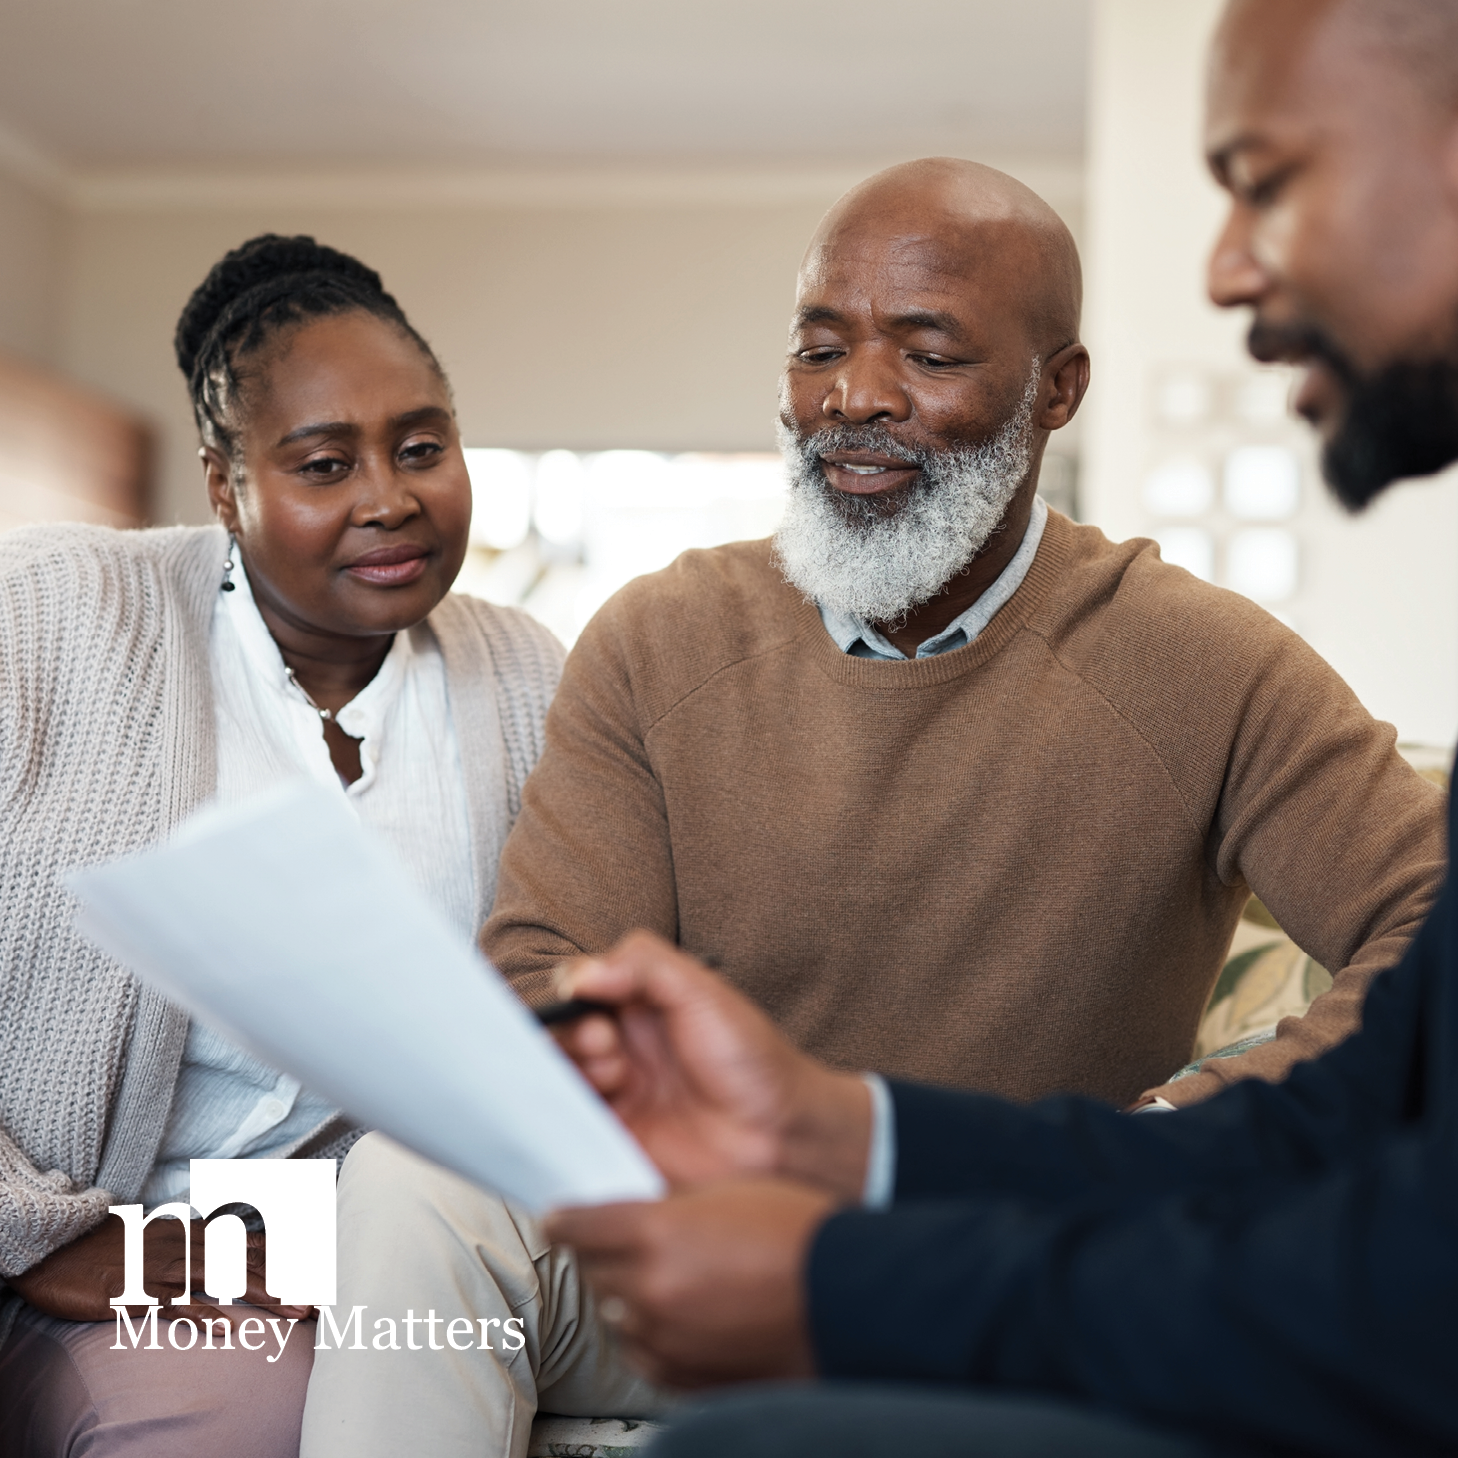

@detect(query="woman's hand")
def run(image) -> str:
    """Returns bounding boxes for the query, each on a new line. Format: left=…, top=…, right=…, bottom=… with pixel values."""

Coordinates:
left=553, top=931, right=874, bottom=1200
left=10, top=1215, right=312, bottom=1327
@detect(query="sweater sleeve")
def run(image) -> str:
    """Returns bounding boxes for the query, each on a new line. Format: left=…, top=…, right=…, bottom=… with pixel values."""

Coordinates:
left=0, top=1127, right=114, bottom=1278
left=1142, top=952, right=1393, bottom=1108
left=1147, top=614, right=1443, bottom=1108
left=481, top=592, right=680, bottom=1005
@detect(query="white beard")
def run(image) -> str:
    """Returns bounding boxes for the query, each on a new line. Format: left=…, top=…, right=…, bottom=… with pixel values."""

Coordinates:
left=772, top=370, right=1039, bottom=626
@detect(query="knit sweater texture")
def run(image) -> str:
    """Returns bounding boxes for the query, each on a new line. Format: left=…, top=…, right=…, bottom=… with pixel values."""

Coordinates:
left=484, top=510, right=1444, bottom=1107
left=0, top=523, right=563, bottom=1287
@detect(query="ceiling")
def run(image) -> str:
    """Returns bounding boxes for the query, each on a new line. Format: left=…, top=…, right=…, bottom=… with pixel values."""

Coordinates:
left=0, top=0, right=1089, bottom=169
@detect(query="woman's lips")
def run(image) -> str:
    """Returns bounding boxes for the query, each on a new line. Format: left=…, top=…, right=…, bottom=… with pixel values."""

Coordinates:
left=345, top=547, right=430, bottom=586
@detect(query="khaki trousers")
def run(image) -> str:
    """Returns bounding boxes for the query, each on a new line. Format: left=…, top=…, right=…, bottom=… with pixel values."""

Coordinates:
left=300, top=1133, right=664, bottom=1458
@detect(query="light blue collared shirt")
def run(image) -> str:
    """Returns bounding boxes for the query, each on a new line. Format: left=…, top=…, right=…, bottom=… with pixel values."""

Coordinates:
left=819, top=496, right=1049, bottom=661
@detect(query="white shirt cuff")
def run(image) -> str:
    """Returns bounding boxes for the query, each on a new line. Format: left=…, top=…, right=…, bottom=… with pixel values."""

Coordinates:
left=1135, top=1096, right=1178, bottom=1113
left=860, top=1072, right=896, bottom=1208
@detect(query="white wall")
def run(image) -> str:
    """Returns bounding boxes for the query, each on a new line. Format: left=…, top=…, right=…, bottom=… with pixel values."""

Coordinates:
left=0, top=145, right=66, bottom=365
left=1081, top=0, right=1458, bottom=747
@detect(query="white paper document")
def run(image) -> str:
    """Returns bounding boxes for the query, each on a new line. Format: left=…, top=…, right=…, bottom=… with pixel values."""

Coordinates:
left=70, top=781, right=665, bottom=1212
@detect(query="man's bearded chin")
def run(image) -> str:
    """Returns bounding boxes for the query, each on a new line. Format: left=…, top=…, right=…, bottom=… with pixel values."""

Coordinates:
left=1249, top=318, right=1458, bottom=513
left=772, top=376, right=1038, bottom=626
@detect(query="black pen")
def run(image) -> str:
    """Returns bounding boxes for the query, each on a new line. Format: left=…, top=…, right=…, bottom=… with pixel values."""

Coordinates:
left=533, top=953, right=722, bottom=1026
left=534, top=997, right=617, bottom=1027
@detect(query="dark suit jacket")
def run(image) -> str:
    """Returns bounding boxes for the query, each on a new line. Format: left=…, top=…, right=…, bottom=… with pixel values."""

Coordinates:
left=809, top=761, right=1458, bottom=1458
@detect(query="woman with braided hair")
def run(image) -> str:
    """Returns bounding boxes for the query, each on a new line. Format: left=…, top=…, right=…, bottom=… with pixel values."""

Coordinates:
left=0, top=235, right=564, bottom=1453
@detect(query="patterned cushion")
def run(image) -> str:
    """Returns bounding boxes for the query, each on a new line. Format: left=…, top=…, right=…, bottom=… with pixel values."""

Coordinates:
left=1169, top=898, right=1332, bottom=1082
left=1193, top=931, right=1333, bottom=1061
left=528, top=1416, right=664, bottom=1456
left=1175, top=750, right=1449, bottom=1079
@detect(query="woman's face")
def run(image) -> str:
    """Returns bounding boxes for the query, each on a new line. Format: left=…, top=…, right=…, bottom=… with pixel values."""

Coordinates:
left=207, top=311, right=472, bottom=642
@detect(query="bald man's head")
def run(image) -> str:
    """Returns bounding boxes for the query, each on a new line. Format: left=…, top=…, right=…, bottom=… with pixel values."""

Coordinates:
left=775, top=157, right=1090, bottom=629
left=801, top=158, right=1083, bottom=361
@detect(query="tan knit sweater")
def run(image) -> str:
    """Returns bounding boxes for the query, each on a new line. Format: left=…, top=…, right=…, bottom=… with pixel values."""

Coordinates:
left=0, top=523, right=564, bottom=1287
left=484, top=510, right=1445, bottom=1108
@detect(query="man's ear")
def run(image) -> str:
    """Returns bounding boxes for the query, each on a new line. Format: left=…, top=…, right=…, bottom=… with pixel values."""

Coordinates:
left=1038, top=343, right=1091, bottom=431
left=203, top=447, right=240, bottom=533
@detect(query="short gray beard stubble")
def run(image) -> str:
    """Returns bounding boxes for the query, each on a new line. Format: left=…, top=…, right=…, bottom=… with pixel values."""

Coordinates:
left=772, top=366, right=1041, bottom=626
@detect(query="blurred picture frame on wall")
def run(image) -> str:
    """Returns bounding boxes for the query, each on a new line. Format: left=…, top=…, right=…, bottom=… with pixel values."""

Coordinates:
left=0, top=349, right=150, bottom=533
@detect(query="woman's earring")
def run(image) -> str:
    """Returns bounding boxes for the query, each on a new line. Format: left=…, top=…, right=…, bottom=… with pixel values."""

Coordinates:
left=221, top=534, right=237, bottom=592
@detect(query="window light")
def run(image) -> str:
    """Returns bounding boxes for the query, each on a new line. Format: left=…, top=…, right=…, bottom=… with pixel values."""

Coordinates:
left=1142, top=457, right=1214, bottom=518
left=1155, top=527, right=1214, bottom=582
left=463, top=449, right=533, bottom=551
left=1224, top=445, right=1301, bottom=521
left=1227, top=527, right=1299, bottom=603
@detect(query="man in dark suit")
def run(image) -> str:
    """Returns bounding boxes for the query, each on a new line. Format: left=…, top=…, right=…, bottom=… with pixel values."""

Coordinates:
left=543, top=2, right=1458, bottom=1453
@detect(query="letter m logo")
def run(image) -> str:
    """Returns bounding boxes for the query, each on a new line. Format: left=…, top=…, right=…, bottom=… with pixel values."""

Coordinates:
left=109, top=1159, right=335, bottom=1309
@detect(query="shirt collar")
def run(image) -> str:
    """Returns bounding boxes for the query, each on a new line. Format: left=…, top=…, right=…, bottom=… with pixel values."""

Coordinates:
left=819, top=495, right=1049, bottom=662
left=218, top=558, right=411, bottom=741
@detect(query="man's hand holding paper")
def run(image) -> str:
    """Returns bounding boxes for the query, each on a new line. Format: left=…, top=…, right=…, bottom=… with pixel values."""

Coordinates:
left=551, top=932, right=874, bottom=1200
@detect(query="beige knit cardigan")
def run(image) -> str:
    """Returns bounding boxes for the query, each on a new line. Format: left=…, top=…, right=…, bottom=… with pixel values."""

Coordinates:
left=0, top=522, right=563, bottom=1285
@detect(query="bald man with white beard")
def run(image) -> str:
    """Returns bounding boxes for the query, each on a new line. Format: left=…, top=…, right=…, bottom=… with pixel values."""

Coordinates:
left=302, top=159, right=1442, bottom=1456
left=484, top=157, right=1440, bottom=1111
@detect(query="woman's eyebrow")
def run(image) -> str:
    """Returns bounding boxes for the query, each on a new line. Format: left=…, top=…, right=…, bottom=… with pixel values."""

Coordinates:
left=274, top=406, right=451, bottom=448
left=390, top=405, right=453, bottom=430
left=275, top=419, right=356, bottom=447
